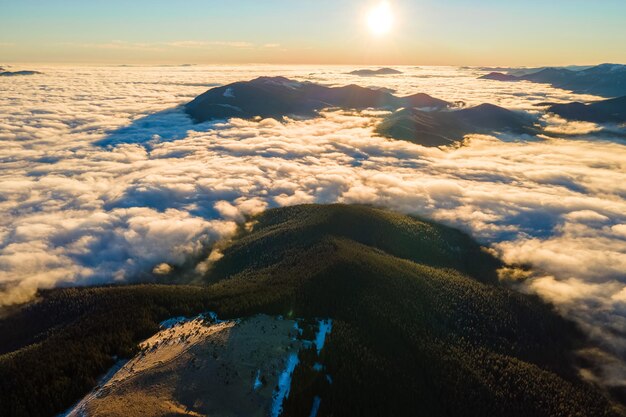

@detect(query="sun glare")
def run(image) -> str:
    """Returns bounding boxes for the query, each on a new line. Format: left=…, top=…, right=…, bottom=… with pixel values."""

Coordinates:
left=367, top=1, right=394, bottom=36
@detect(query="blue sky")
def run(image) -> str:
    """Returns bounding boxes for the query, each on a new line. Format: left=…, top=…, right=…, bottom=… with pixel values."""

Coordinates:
left=1, top=0, right=625, bottom=65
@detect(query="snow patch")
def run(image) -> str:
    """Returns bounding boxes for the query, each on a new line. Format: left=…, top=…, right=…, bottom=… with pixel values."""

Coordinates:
left=223, top=87, right=235, bottom=98
left=292, top=321, right=303, bottom=337
left=253, top=369, right=263, bottom=390
left=271, top=352, right=300, bottom=417
left=215, top=103, right=242, bottom=112
left=159, top=316, right=188, bottom=329
left=205, top=311, right=226, bottom=323
left=308, top=396, right=322, bottom=417
left=159, top=311, right=224, bottom=330
left=314, top=319, right=332, bottom=354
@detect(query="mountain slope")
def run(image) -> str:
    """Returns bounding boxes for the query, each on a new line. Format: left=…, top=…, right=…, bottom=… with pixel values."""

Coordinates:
left=479, top=63, right=626, bottom=97
left=348, top=67, right=403, bottom=76
left=0, top=70, right=42, bottom=77
left=479, top=72, right=520, bottom=81
left=0, top=205, right=620, bottom=417
left=203, top=204, right=618, bottom=417
left=184, top=77, right=450, bottom=122
left=375, top=104, right=537, bottom=146
left=547, top=95, right=626, bottom=124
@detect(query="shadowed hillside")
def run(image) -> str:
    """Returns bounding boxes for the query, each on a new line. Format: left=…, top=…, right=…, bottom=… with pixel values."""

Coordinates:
left=375, top=104, right=538, bottom=146
left=0, top=205, right=621, bottom=417
left=479, top=64, right=626, bottom=97
left=547, top=95, right=626, bottom=124
left=184, top=76, right=450, bottom=122
left=204, top=205, right=619, bottom=416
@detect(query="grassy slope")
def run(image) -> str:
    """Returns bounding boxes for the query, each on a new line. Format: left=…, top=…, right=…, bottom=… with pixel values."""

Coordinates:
left=0, top=204, right=619, bottom=417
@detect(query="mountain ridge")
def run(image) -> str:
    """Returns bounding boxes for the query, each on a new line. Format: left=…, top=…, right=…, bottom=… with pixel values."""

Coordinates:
left=375, top=103, right=538, bottom=146
left=184, top=76, right=450, bottom=123
left=479, top=63, right=626, bottom=97
left=0, top=204, right=621, bottom=417
left=547, top=95, right=626, bottom=124
left=348, top=67, right=403, bottom=76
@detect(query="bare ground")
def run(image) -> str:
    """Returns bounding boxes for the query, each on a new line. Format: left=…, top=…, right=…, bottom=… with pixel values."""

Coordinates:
left=66, top=314, right=302, bottom=417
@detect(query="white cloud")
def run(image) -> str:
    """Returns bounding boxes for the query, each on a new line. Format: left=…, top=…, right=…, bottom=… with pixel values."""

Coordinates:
left=0, top=65, right=625, bottom=389
left=153, top=263, right=173, bottom=275
left=541, top=113, right=602, bottom=135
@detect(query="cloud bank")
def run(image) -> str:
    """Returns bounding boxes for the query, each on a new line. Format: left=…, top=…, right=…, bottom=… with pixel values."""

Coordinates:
left=0, top=65, right=625, bottom=389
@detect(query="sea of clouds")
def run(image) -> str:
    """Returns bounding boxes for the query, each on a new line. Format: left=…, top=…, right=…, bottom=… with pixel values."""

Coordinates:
left=0, top=64, right=625, bottom=387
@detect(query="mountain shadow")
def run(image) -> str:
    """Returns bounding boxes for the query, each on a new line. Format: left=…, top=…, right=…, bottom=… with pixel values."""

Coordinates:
left=94, top=107, right=217, bottom=148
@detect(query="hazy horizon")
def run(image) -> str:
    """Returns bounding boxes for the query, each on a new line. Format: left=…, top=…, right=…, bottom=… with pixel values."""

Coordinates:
left=2, top=0, right=626, bottom=66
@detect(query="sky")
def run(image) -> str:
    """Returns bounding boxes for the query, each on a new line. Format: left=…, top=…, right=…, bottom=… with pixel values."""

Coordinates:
left=1, top=0, right=626, bottom=66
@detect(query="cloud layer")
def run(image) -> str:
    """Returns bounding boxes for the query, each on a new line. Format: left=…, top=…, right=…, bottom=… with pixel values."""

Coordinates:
left=1, top=65, right=625, bottom=388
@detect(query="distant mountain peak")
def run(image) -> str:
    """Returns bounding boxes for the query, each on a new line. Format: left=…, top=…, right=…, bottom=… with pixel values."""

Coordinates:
left=479, top=72, right=519, bottom=81
left=185, top=77, right=449, bottom=123
left=547, top=95, right=626, bottom=124
left=250, top=75, right=303, bottom=85
left=375, top=103, right=537, bottom=147
left=478, top=63, right=626, bottom=97
left=0, top=70, right=42, bottom=77
left=348, top=67, right=403, bottom=76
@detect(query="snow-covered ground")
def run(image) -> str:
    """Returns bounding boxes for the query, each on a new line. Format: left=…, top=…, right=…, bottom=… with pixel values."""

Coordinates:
left=314, top=319, right=332, bottom=354
left=271, top=352, right=300, bottom=417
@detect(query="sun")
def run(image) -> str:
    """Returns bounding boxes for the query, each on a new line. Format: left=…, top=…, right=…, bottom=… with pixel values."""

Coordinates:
left=367, top=1, right=394, bottom=36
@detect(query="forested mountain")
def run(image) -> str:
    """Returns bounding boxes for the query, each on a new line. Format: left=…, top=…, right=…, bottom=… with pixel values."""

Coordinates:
left=0, top=205, right=620, bottom=417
